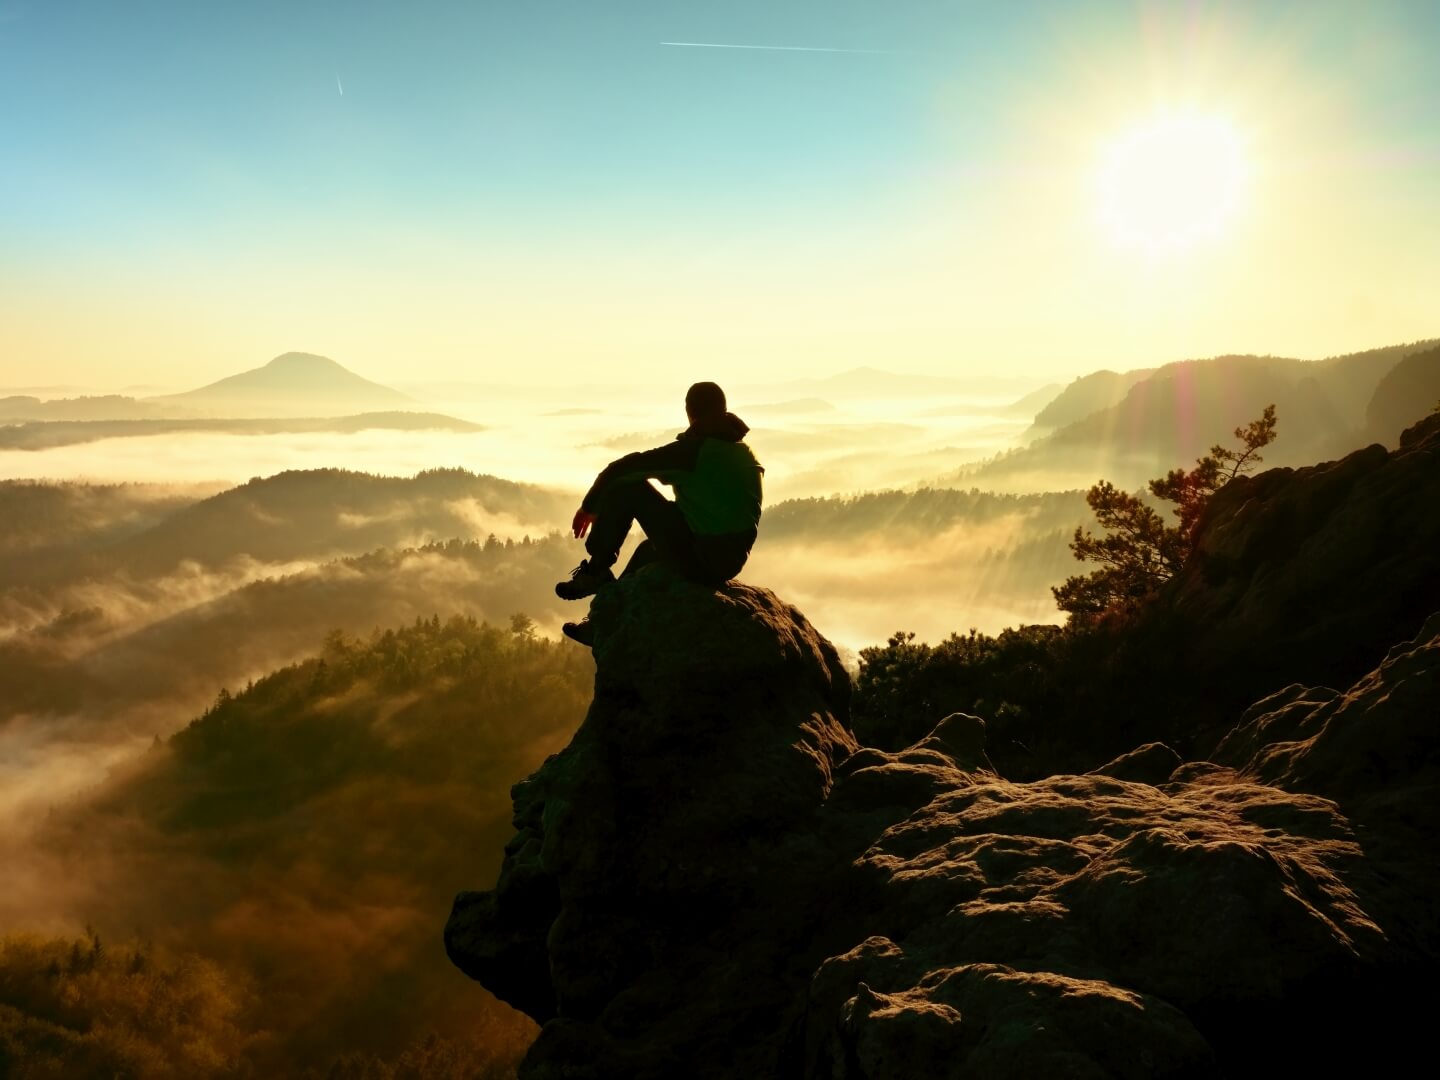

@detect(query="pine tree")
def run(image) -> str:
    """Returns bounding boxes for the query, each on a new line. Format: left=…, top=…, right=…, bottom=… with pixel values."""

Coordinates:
left=1053, top=405, right=1277, bottom=621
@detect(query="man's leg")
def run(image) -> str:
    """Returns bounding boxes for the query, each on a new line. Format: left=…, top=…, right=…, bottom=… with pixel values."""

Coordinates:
left=589, top=479, right=698, bottom=577
left=586, top=479, right=667, bottom=570
left=559, top=480, right=694, bottom=601
left=625, top=502, right=697, bottom=578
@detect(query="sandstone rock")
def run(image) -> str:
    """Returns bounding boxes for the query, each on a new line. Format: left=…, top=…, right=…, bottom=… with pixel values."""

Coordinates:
left=445, top=567, right=857, bottom=1077
left=1088, top=741, right=1182, bottom=785
left=1175, top=410, right=1440, bottom=699
left=1217, top=609, right=1440, bottom=806
left=808, top=763, right=1385, bottom=1076
left=803, top=608, right=1440, bottom=1077
left=811, top=956, right=1213, bottom=1080
left=827, top=713, right=995, bottom=818
left=1162, top=760, right=1240, bottom=789
left=1213, top=608, right=1440, bottom=978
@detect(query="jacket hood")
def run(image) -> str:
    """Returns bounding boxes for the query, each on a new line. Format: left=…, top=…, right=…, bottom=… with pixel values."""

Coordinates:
left=682, top=411, right=749, bottom=442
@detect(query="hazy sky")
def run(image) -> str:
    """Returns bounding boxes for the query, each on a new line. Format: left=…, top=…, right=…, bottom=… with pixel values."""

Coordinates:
left=2, top=0, right=1437, bottom=390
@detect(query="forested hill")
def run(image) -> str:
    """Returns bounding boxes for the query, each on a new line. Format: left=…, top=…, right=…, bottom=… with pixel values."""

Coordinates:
left=762, top=487, right=1083, bottom=540
left=3, top=615, right=594, bottom=1077
left=0, top=480, right=207, bottom=560
left=105, top=468, right=573, bottom=574
left=0, top=534, right=582, bottom=740
left=1364, top=342, right=1440, bottom=442
left=0, top=468, right=574, bottom=589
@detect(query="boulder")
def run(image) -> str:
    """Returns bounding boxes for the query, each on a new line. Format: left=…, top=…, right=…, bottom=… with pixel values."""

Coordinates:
left=445, top=567, right=857, bottom=1077
left=1213, top=609, right=1440, bottom=979
left=808, top=765, right=1387, bottom=1076
left=1217, top=610, right=1440, bottom=806
left=1088, top=741, right=1182, bottom=785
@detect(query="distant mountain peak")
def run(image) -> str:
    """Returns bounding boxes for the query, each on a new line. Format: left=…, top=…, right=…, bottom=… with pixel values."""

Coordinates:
left=151, top=351, right=413, bottom=417
left=263, top=352, right=348, bottom=371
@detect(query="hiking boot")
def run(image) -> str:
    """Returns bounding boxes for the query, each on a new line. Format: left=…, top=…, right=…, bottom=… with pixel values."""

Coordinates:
left=555, top=560, right=615, bottom=600
left=562, top=618, right=595, bottom=647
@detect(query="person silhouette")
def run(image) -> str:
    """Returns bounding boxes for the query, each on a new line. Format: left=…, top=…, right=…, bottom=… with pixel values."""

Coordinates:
left=555, top=381, right=764, bottom=645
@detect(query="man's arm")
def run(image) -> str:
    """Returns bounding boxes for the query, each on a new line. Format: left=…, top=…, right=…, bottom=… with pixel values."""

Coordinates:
left=580, top=438, right=702, bottom=513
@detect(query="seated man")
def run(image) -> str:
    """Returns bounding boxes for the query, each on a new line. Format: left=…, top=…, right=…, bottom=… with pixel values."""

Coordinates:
left=556, top=381, right=764, bottom=645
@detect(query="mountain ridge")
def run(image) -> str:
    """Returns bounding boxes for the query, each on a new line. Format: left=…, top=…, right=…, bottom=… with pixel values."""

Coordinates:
left=953, top=339, right=1440, bottom=492
left=150, top=352, right=414, bottom=417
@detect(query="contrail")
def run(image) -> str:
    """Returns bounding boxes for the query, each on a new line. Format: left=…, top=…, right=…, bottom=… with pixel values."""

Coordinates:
left=660, top=41, right=890, bottom=54
left=336, top=75, right=344, bottom=96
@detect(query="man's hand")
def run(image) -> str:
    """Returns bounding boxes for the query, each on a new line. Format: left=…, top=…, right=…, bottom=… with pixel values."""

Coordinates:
left=572, top=508, right=596, bottom=539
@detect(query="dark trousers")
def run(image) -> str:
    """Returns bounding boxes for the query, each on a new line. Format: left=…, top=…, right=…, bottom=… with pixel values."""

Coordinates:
left=586, top=480, right=752, bottom=584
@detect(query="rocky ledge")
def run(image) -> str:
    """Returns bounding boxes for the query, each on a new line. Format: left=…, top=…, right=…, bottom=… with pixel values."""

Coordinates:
left=445, top=569, right=857, bottom=1076
left=447, top=567, right=1438, bottom=1077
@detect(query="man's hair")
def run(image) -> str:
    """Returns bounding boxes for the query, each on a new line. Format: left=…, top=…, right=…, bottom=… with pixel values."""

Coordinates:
left=685, top=381, right=727, bottom=420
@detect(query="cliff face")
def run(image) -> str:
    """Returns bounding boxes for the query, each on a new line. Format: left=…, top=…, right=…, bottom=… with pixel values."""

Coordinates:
left=448, top=423, right=1440, bottom=1076
left=445, top=569, right=858, bottom=1075
left=1173, top=410, right=1440, bottom=697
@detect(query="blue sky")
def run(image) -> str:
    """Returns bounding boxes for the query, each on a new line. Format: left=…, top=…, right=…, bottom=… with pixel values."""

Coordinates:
left=2, top=1, right=1437, bottom=387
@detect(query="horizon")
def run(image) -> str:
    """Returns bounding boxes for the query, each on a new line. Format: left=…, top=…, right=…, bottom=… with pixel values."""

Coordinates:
left=4, top=1, right=1439, bottom=389
left=4, top=334, right=1436, bottom=401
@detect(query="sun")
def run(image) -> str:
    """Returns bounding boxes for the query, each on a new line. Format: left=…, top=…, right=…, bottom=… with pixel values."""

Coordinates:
left=1095, top=111, right=1249, bottom=253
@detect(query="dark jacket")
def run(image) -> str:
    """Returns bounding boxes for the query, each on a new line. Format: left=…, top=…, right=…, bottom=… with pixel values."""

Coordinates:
left=582, top=412, right=765, bottom=541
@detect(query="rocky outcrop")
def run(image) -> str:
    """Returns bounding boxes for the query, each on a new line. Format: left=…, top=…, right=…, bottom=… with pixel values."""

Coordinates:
left=445, top=568, right=857, bottom=1076
left=1086, top=740, right=1182, bottom=785
left=1213, top=609, right=1440, bottom=988
left=810, top=748, right=1390, bottom=1076
left=1173, top=410, right=1440, bottom=701
left=449, top=568, right=1438, bottom=1077
left=1216, top=609, right=1440, bottom=805
left=814, top=608, right=1439, bottom=1076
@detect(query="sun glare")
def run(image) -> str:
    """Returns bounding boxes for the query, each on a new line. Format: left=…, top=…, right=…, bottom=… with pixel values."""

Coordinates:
left=1095, top=111, right=1249, bottom=254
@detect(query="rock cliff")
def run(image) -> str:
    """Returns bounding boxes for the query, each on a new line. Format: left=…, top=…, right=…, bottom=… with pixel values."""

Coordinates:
left=1173, top=410, right=1440, bottom=699
left=445, top=569, right=858, bottom=1076
left=448, top=559, right=1437, bottom=1076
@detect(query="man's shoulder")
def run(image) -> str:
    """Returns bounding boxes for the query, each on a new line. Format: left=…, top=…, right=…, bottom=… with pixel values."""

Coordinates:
left=699, top=436, right=762, bottom=465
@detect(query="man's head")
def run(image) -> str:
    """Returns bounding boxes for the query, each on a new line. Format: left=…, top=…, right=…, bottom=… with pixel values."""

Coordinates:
left=685, top=381, right=727, bottom=424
